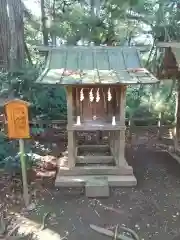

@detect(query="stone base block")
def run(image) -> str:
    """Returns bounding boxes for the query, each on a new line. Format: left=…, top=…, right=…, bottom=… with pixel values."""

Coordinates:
left=85, top=177, right=109, bottom=197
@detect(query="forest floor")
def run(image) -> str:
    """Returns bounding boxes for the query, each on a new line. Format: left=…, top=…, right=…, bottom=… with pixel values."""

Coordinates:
left=0, top=129, right=180, bottom=240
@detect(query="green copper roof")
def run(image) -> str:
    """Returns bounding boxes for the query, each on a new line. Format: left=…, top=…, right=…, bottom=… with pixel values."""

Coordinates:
left=36, top=46, right=159, bottom=85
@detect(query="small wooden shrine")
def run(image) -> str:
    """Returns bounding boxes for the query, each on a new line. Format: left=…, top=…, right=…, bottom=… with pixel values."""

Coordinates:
left=37, top=46, right=159, bottom=193
left=156, top=42, right=180, bottom=79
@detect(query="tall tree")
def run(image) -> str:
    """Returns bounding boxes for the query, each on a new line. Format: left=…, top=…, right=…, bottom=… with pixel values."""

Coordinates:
left=7, top=0, right=25, bottom=71
left=0, top=0, right=10, bottom=70
left=40, top=0, right=49, bottom=45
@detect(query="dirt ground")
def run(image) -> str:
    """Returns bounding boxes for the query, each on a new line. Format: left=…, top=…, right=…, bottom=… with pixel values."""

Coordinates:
left=1, top=131, right=180, bottom=240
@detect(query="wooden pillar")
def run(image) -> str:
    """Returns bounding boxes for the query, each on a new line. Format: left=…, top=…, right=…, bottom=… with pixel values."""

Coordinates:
left=118, top=85, right=127, bottom=166
left=114, top=131, right=119, bottom=166
left=66, top=86, right=75, bottom=169
left=112, top=87, right=116, bottom=124
left=120, top=85, right=126, bottom=123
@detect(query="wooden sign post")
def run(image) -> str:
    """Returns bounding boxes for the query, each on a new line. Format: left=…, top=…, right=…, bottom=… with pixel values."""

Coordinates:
left=4, top=99, right=30, bottom=207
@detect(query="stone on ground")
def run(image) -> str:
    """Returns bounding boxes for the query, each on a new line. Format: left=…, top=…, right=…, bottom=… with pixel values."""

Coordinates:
left=85, top=176, right=109, bottom=197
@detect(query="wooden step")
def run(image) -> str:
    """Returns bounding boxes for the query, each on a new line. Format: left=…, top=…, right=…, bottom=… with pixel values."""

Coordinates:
left=76, top=144, right=114, bottom=164
left=76, top=156, right=114, bottom=164
left=59, top=165, right=133, bottom=176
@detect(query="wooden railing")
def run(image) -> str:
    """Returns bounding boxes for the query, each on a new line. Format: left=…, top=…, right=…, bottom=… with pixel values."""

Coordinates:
left=30, top=117, right=174, bottom=128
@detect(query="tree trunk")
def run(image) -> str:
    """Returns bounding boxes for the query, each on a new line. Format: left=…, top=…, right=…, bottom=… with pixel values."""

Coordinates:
left=7, top=0, right=25, bottom=71
left=173, top=83, right=178, bottom=150
left=0, top=0, right=10, bottom=70
left=90, top=0, right=95, bottom=17
left=24, top=42, right=33, bottom=65
left=41, top=0, right=49, bottom=46
left=51, top=0, right=56, bottom=46
left=176, top=81, right=180, bottom=139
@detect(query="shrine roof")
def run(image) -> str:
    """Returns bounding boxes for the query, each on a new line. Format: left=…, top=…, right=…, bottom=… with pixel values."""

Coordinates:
left=157, top=42, right=180, bottom=66
left=36, top=46, right=159, bottom=85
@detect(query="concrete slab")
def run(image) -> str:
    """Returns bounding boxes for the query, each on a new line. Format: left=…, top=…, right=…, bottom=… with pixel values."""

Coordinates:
left=55, top=175, right=137, bottom=188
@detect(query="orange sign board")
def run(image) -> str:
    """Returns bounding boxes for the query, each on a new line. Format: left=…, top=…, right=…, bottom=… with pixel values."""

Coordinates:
left=5, top=99, right=30, bottom=139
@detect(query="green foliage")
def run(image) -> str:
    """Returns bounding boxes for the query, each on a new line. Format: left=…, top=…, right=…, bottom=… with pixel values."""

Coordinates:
left=126, top=81, right=176, bottom=123
left=31, top=85, right=67, bottom=119
left=0, top=135, right=14, bottom=165
left=0, top=67, right=67, bottom=120
left=31, top=127, right=45, bottom=136
left=2, top=153, right=36, bottom=176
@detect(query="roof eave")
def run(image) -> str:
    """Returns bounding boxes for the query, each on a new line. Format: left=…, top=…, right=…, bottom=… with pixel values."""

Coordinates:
left=35, top=45, right=152, bottom=52
left=156, top=42, right=180, bottom=48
